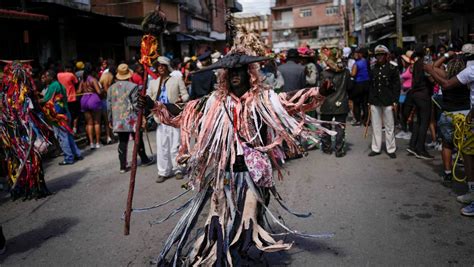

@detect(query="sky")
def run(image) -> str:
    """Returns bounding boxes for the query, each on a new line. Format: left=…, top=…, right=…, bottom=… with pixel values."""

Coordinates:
left=239, top=0, right=274, bottom=15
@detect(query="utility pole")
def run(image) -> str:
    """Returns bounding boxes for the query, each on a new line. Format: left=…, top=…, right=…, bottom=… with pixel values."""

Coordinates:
left=360, top=0, right=365, bottom=47
left=395, top=0, right=403, bottom=48
left=345, top=0, right=351, bottom=46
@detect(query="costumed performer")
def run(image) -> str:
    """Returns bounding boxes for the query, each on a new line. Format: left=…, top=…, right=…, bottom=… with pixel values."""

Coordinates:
left=137, top=27, right=336, bottom=265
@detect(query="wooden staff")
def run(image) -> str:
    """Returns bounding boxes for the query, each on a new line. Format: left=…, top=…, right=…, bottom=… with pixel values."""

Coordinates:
left=124, top=0, right=165, bottom=235
left=364, top=105, right=371, bottom=139
left=124, top=70, right=149, bottom=236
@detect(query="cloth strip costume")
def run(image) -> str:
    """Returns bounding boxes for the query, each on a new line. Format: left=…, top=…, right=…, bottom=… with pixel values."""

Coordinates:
left=0, top=62, right=65, bottom=200
left=138, top=26, right=336, bottom=266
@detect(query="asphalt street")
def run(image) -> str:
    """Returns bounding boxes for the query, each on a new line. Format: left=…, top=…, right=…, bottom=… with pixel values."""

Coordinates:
left=0, top=125, right=473, bottom=266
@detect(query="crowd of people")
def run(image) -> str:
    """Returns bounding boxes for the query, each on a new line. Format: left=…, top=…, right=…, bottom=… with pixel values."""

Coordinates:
left=1, top=42, right=473, bottom=202
left=0, top=26, right=473, bottom=262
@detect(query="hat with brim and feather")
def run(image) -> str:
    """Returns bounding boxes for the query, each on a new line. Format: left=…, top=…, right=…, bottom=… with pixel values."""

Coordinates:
left=192, top=53, right=270, bottom=74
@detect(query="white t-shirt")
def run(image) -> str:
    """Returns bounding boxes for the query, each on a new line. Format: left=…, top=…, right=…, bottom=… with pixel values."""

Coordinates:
left=456, top=64, right=474, bottom=107
left=170, top=70, right=183, bottom=78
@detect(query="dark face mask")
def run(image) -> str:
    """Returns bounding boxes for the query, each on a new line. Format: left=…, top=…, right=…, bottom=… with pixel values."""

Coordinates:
left=228, top=67, right=250, bottom=97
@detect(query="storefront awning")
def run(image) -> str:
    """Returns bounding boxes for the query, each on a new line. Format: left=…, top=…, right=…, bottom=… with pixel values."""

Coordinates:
left=176, top=33, right=215, bottom=42
left=0, top=9, right=49, bottom=21
left=119, top=22, right=142, bottom=31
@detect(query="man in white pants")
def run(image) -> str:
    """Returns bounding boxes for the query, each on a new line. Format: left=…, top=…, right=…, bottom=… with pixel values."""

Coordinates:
left=148, top=56, right=189, bottom=182
left=368, top=45, right=401, bottom=158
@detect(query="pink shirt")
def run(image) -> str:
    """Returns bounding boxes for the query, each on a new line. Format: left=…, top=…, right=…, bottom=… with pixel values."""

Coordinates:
left=400, top=67, right=412, bottom=89
left=57, top=72, right=78, bottom=102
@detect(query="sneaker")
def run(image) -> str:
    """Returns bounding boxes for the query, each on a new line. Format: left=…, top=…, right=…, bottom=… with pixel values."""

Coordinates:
left=387, top=152, right=397, bottom=159
left=406, top=147, right=418, bottom=156
left=368, top=151, right=381, bottom=157
left=416, top=150, right=434, bottom=160
left=461, top=202, right=474, bottom=216
left=120, top=167, right=130, bottom=174
left=106, top=137, right=113, bottom=145
left=95, top=143, right=101, bottom=149
left=351, top=121, right=361, bottom=127
left=90, top=143, right=96, bottom=150
left=457, top=192, right=474, bottom=204
left=0, top=226, right=6, bottom=255
left=175, top=173, right=184, bottom=180
left=156, top=175, right=166, bottom=183
left=395, top=131, right=407, bottom=139
left=403, top=132, right=412, bottom=140
left=441, top=172, right=453, bottom=187
left=426, top=141, right=437, bottom=148
left=140, top=157, right=156, bottom=167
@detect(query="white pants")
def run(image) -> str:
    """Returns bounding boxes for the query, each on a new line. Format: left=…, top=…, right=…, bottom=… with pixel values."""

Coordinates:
left=156, top=124, right=181, bottom=177
left=370, top=105, right=396, bottom=153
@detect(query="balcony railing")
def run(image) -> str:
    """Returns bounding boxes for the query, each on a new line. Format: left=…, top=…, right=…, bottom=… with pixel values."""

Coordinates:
left=272, top=20, right=293, bottom=30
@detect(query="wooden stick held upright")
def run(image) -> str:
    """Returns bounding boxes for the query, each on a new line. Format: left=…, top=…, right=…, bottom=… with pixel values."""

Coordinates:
left=364, top=106, right=371, bottom=139
left=124, top=2, right=166, bottom=235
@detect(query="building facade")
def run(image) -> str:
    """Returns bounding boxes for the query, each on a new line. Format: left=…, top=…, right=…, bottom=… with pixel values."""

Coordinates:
left=270, top=0, right=349, bottom=50
left=353, top=0, right=474, bottom=49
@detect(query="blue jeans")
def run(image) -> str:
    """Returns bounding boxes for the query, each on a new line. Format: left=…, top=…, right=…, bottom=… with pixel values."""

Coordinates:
left=53, top=127, right=81, bottom=163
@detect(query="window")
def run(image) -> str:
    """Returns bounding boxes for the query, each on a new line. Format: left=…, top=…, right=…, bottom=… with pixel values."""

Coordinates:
left=326, top=6, right=338, bottom=16
left=300, top=8, right=312, bottom=17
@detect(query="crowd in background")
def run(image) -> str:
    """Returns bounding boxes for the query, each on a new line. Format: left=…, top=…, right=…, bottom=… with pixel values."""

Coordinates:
left=1, top=37, right=472, bottom=216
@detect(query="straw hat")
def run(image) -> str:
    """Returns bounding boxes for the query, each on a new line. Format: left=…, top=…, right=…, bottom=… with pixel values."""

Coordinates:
left=157, top=56, right=173, bottom=72
left=75, top=61, right=85, bottom=70
left=116, top=63, right=132, bottom=80
left=401, top=50, right=414, bottom=63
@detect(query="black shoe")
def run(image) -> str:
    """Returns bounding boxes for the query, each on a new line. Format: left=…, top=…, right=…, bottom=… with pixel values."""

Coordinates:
left=368, top=151, right=381, bottom=157
left=0, top=226, right=6, bottom=255
left=406, top=147, right=418, bottom=157
left=322, top=148, right=332, bottom=155
left=335, top=151, right=346, bottom=158
left=416, top=150, right=434, bottom=160
left=75, top=156, right=84, bottom=161
left=120, top=167, right=131, bottom=174
left=387, top=152, right=397, bottom=159
left=441, top=172, right=453, bottom=187
left=140, top=157, right=156, bottom=167
left=58, top=161, right=74, bottom=166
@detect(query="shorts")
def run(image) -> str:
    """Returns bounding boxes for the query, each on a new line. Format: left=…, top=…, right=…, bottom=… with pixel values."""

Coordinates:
left=438, top=110, right=470, bottom=146
left=80, top=93, right=102, bottom=112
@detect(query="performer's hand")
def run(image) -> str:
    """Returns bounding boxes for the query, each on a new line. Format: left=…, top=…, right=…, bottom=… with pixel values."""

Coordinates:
left=137, top=95, right=155, bottom=110
left=319, top=79, right=335, bottom=97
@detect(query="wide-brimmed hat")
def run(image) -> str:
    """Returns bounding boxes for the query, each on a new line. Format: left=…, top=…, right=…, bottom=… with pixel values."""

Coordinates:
left=157, top=56, right=173, bottom=72
left=193, top=53, right=270, bottom=73
left=374, top=45, right=390, bottom=55
left=116, top=63, right=132, bottom=80
left=401, top=50, right=414, bottom=63
left=287, top=48, right=299, bottom=59
left=76, top=61, right=85, bottom=70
